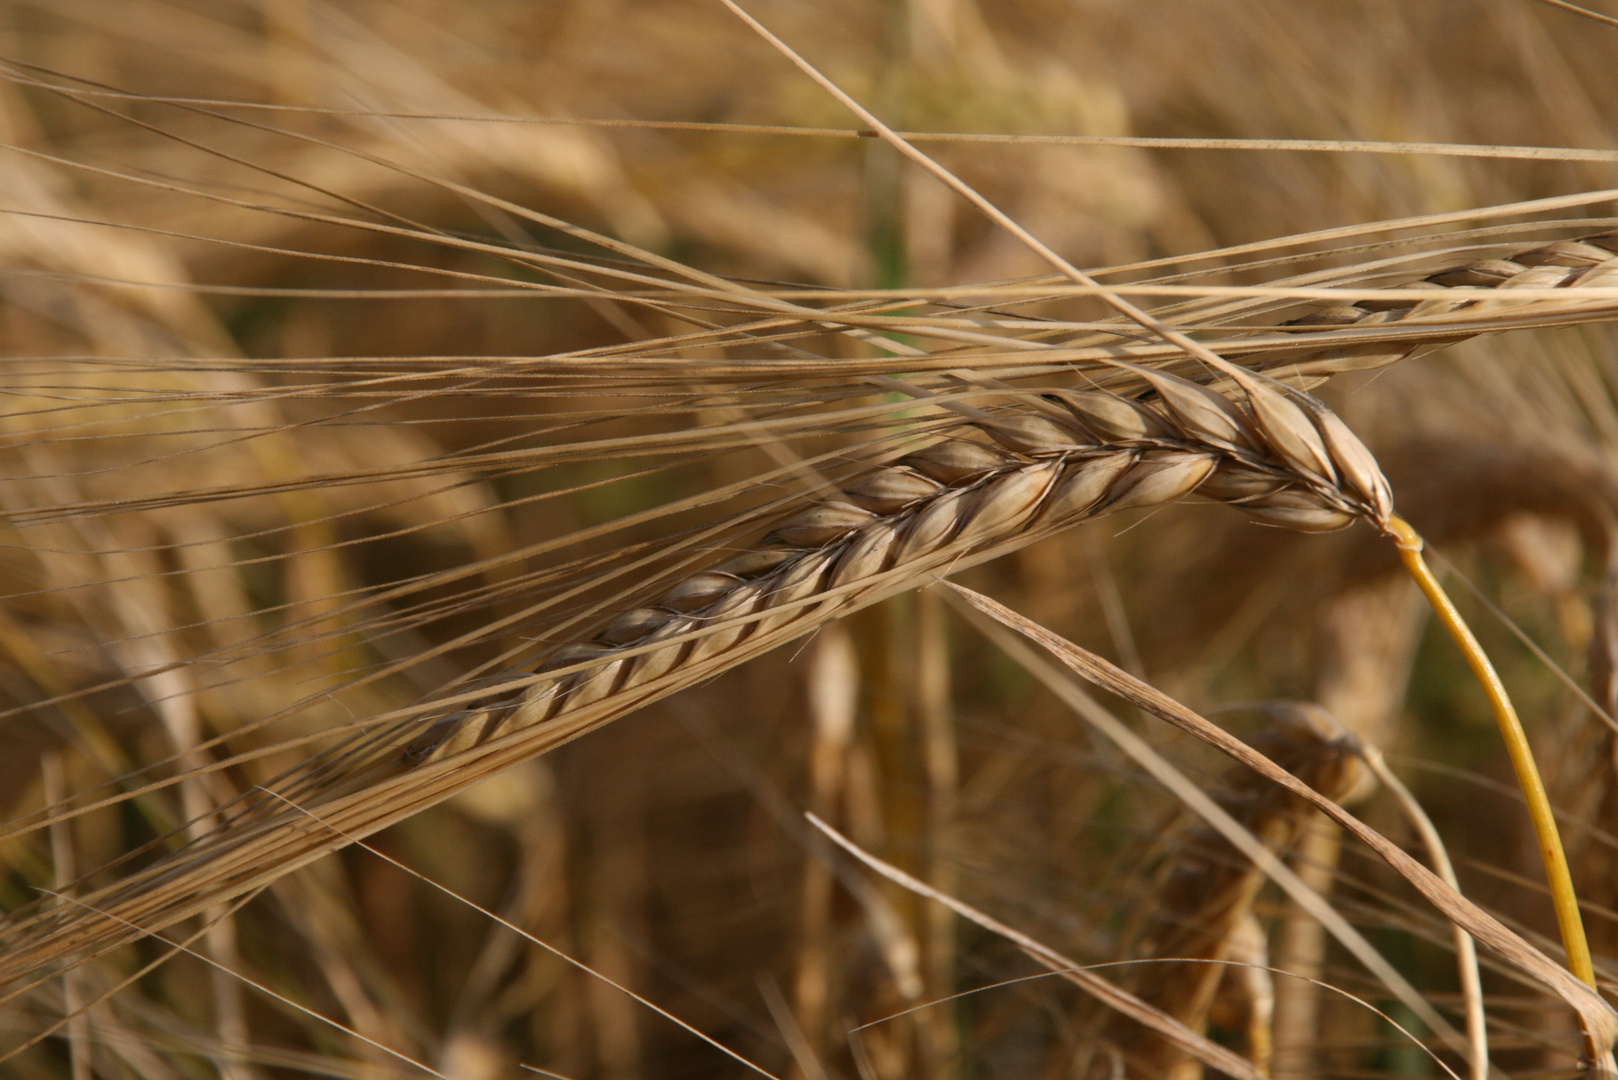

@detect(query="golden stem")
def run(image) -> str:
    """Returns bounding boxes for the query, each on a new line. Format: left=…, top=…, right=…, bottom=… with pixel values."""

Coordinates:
left=1386, top=516, right=1595, bottom=988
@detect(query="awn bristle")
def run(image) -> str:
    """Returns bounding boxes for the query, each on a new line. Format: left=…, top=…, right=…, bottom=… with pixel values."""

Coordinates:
left=1293, top=234, right=1618, bottom=329
left=1252, top=232, right=1618, bottom=382
left=400, top=372, right=1392, bottom=770
left=0, top=372, right=1393, bottom=985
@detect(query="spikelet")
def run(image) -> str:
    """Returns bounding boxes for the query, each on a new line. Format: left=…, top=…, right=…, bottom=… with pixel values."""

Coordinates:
left=405, top=377, right=1394, bottom=767
left=1269, top=232, right=1618, bottom=381
left=0, top=379, right=1401, bottom=987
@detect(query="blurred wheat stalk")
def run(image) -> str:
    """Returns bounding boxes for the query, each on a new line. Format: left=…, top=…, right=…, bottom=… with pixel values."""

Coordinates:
left=4, top=1, right=1618, bottom=1078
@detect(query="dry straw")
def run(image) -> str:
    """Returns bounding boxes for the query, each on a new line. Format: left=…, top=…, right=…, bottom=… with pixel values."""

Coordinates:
left=6, top=4, right=1618, bottom=1076
left=721, top=0, right=1605, bottom=1010
left=0, top=366, right=1396, bottom=984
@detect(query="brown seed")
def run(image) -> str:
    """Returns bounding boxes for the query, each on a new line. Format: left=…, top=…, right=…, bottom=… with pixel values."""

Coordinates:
left=403, top=674, right=552, bottom=760
left=537, top=642, right=613, bottom=673
left=954, top=461, right=1062, bottom=546
left=1427, top=259, right=1524, bottom=287
left=1195, top=461, right=1288, bottom=501
left=1239, top=377, right=1337, bottom=485
left=659, top=571, right=743, bottom=613
left=1143, top=371, right=1256, bottom=451
left=685, top=582, right=764, bottom=662
left=1513, top=241, right=1615, bottom=268
left=1239, top=488, right=1356, bottom=532
left=841, top=467, right=942, bottom=513
left=1105, top=451, right=1217, bottom=512
left=1305, top=402, right=1392, bottom=524
left=984, top=413, right=1089, bottom=455
left=901, top=439, right=1014, bottom=483
left=1496, top=264, right=1578, bottom=291
left=556, top=656, right=628, bottom=714
left=827, top=521, right=901, bottom=593
left=752, top=550, right=835, bottom=636
left=1404, top=294, right=1472, bottom=319
left=618, top=616, right=696, bottom=691
left=1041, top=452, right=1135, bottom=522
left=1285, top=306, right=1370, bottom=327
left=403, top=711, right=481, bottom=764
left=717, top=549, right=796, bottom=579
left=598, top=607, right=669, bottom=645
left=506, top=676, right=564, bottom=730
left=1048, top=389, right=1174, bottom=442
left=1354, top=281, right=1446, bottom=315
left=894, top=488, right=973, bottom=563
left=1575, top=261, right=1618, bottom=290
left=769, top=502, right=877, bottom=547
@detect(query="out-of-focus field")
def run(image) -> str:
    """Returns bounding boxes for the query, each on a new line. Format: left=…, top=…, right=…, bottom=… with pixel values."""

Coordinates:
left=2, top=1, right=1618, bottom=1078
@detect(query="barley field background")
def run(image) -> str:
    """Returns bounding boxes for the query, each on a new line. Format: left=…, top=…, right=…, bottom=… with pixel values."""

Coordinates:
left=4, top=1, right=1618, bottom=1078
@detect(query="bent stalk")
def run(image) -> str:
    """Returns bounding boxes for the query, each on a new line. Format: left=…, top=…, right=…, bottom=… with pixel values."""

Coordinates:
left=1387, top=515, right=1595, bottom=989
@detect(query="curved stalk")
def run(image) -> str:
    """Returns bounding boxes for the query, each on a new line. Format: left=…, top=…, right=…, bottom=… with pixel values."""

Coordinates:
left=1386, top=516, right=1594, bottom=989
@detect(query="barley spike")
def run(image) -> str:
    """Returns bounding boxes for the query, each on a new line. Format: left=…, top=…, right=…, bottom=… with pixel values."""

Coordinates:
left=0, top=380, right=1398, bottom=985
left=403, top=382, right=1392, bottom=769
